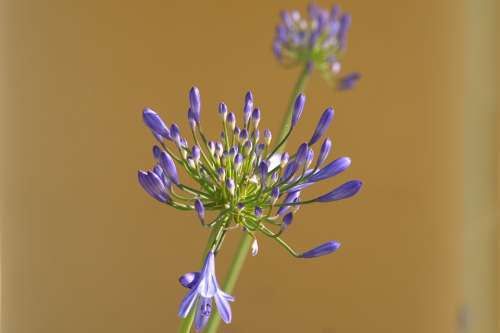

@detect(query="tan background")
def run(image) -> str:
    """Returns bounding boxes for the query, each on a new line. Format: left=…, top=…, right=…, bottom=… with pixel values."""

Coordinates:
left=1, top=0, right=497, bottom=332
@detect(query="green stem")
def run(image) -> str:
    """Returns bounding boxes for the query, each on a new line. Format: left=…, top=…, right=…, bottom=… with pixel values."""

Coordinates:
left=275, top=64, right=311, bottom=153
left=204, top=233, right=253, bottom=333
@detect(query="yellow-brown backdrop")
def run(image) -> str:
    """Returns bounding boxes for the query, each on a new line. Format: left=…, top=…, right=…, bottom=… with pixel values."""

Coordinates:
left=1, top=1, right=498, bottom=333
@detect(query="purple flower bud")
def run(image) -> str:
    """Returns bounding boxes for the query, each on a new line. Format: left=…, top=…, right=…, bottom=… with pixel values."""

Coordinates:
left=237, top=203, right=244, bottom=210
left=282, top=212, right=293, bottom=226
left=330, top=4, right=340, bottom=20
left=243, top=140, right=253, bottom=156
left=217, top=167, right=226, bottom=181
left=191, top=145, right=200, bottom=163
left=227, top=112, right=236, bottom=130
left=152, top=145, right=161, bottom=159
left=309, top=107, right=334, bottom=145
left=138, top=170, right=170, bottom=203
left=218, top=102, right=228, bottom=119
left=299, top=241, right=341, bottom=258
left=208, top=141, right=216, bottom=155
left=251, top=129, right=260, bottom=142
left=179, top=272, right=200, bottom=289
left=282, top=160, right=299, bottom=181
left=159, top=151, right=179, bottom=185
left=280, top=152, right=290, bottom=168
left=187, top=108, right=196, bottom=129
left=273, top=41, right=283, bottom=60
left=143, top=108, right=170, bottom=138
left=189, top=86, right=201, bottom=123
left=259, top=161, right=268, bottom=188
left=270, top=187, right=280, bottom=204
left=313, top=180, right=362, bottom=202
left=252, top=108, right=261, bottom=127
left=295, top=143, right=309, bottom=166
left=229, top=146, right=238, bottom=156
left=243, top=91, right=253, bottom=126
left=215, top=142, right=223, bottom=158
left=239, top=129, right=248, bottom=142
left=170, top=123, right=181, bottom=143
left=226, top=178, right=235, bottom=195
left=291, top=94, right=306, bottom=127
left=254, top=206, right=263, bottom=218
left=234, top=153, right=243, bottom=168
left=310, top=157, right=351, bottom=182
left=233, top=127, right=240, bottom=137
left=338, top=14, right=351, bottom=49
left=264, top=129, right=272, bottom=145
left=338, top=72, right=361, bottom=90
left=316, top=138, right=332, bottom=168
left=194, top=199, right=205, bottom=223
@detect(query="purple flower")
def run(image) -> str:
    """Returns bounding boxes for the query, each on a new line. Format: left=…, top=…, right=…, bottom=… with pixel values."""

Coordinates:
left=159, top=150, right=180, bottom=185
left=299, top=241, right=341, bottom=258
left=243, top=91, right=253, bottom=126
left=178, top=252, right=234, bottom=331
left=179, top=272, right=200, bottom=289
left=283, top=212, right=293, bottom=226
left=189, top=86, right=201, bottom=123
left=338, top=72, right=361, bottom=90
left=143, top=108, right=170, bottom=139
left=194, top=199, right=205, bottom=224
left=309, top=107, right=334, bottom=145
left=309, top=157, right=351, bottom=182
left=316, top=138, right=332, bottom=168
left=218, top=102, right=228, bottom=119
left=313, top=180, right=363, bottom=202
left=137, top=170, right=170, bottom=203
left=291, top=93, right=306, bottom=127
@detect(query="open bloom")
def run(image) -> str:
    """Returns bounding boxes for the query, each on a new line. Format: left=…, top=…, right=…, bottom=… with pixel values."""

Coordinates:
left=273, top=3, right=360, bottom=89
left=178, top=252, right=234, bottom=331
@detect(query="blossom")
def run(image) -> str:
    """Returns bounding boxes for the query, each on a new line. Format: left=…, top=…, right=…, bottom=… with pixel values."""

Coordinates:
left=273, top=3, right=360, bottom=89
left=178, top=252, right=234, bottom=331
left=138, top=87, right=362, bottom=325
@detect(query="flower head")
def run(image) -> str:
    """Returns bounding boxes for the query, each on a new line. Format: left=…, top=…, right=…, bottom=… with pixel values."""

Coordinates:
left=273, top=3, right=360, bottom=89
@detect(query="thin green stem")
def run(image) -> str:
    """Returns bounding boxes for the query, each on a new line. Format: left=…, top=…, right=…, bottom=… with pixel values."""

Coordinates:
left=204, top=232, right=253, bottom=333
left=275, top=64, right=311, bottom=153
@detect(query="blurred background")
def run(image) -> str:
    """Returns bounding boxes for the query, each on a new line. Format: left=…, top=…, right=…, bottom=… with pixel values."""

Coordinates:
left=1, top=0, right=498, bottom=332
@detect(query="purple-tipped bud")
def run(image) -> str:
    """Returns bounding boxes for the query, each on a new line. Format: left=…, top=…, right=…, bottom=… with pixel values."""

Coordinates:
left=291, top=94, right=306, bottom=127
left=233, top=127, right=240, bottom=137
left=282, top=160, right=299, bottom=181
left=338, top=14, right=351, bottom=49
left=170, top=123, right=181, bottom=144
left=194, top=199, right=205, bottom=223
left=234, top=153, right=243, bottom=169
left=189, top=86, right=201, bottom=123
left=226, top=178, right=235, bottom=195
left=313, top=180, right=362, bottom=202
left=192, top=145, right=201, bottom=163
left=187, top=108, right=196, bottom=129
left=208, top=141, right=216, bottom=155
left=243, top=91, right=253, bottom=126
left=254, top=206, right=263, bottom=218
left=237, top=203, right=244, bottom=210
left=280, top=152, right=290, bottom=168
left=309, top=107, right=334, bottom=145
left=338, top=72, right=361, bottom=90
left=227, top=112, right=236, bottom=130
left=310, top=157, right=351, bottom=182
left=239, top=129, right=248, bottom=142
left=218, top=102, right=228, bottom=119
left=179, top=272, right=200, bottom=289
left=229, top=146, right=238, bottom=156
left=143, top=108, right=170, bottom=138
left=282, top=212, right=293, bottom=226
left=252, top=108, right=261, bottom=127
left=159, top=151, right=179, bottom=185
left=295, top=143, right=309, bottom=166
left=251, top=129, right=260, bottom=142
left=316, top=138, right=332, bottom=168
left=152, top=145, right=161, bottom=159
left=264, top=129, right=272, bottom=145
left=299, top=241, right=341, bottom=258
left=215, top=142, right=223, bottom=158
left=258, top=161, right=268, bottom=188
left=243, top=140, right=253, bottom=156
left=270, top=187, right=280, bottom=204
left=138, top=170, right=170, bottom=203
left=217, top=167, right=226, bottom=181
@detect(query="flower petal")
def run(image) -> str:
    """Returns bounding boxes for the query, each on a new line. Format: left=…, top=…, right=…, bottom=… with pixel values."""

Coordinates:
left=194, top=297, right=212, bottom=331
left=178, top=287, right=198, bottom=318
left=214, top=289, right=232, bottom=324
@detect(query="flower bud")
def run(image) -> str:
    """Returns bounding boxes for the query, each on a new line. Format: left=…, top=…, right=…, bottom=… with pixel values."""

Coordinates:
left=143, top=108, right=171, bottom=139
left=309, top=157, right=350, bottom=182
left=192, top=145, right=201, bottom=163
left=243, top=91, right=253, bottom=126
left=189, top=86, right=201, bottom=123
left=179, top=272, right=200, bottom=289
left=270, top=187, right=280, bottom=204
left=309, top=107, right=334, bottom=145
left=217, top=167, right=226, bottom=181
left=194, top=198, right=205, bottom=223
left=316, top=138, right=332, bottom=168
left=243, top=140, right=253, bottom=156
left=282, top=212, right=293, bottom=226
left=299, top=241, right=341, bottom=258
left=152, top=145, right=161, bottom=159
left=227, top=112, right=236, bottom=130
left=208, top=141, right=216, bottom=155
left=280, top=152, right=289, bottom=168
left=313, top=180, right=362, bottom=202
left=226, top=178, right=235, bottom=195
left=159, top=151, right=179, bottom=185
left=264, top=129, right=272, bottom=145
left=291, top=94, right=306, bottom=127
left=251, top=108, right=261, bottom=128
left=218, top=102, right=228, bottom=120
left=254, top=206, right=263, bottom=218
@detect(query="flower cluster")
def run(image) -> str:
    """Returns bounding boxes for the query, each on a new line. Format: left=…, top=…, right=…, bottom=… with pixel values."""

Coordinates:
left=138, top=87, right=362, bottom=330
left=273, top=3, right=360, bottom=89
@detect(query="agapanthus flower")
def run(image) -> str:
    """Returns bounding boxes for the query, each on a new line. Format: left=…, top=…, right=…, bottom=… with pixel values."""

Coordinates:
left=273, top=3, right=360, bottom=89
left=138, top=87, right=362, bottom=326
